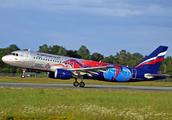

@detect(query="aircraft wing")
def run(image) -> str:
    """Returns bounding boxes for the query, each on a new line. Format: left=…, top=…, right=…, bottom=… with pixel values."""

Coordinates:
left=63, top=65, right=114, bottom=76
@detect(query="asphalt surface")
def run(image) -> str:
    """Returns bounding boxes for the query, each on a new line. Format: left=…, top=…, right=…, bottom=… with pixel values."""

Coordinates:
left=0, top=82, right=172, bottom=91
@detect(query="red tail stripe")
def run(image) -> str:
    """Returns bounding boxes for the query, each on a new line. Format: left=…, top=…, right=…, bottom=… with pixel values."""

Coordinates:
left=135, top=58, right=164, bottom=68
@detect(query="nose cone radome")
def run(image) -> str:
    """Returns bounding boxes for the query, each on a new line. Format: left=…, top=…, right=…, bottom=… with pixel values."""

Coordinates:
left=2, top=56, right=6, bottom=63
left=2, top=56, right=10, bottom=63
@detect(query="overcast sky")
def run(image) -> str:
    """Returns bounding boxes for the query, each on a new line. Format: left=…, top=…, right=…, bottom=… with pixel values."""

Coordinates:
left=0, top=0, right=172, bottom=57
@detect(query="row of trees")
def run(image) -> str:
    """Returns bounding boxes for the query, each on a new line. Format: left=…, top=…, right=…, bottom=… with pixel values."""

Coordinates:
left=0, top=45, right=21, bottom=73
left=0, top=44, right=172, bottom=74
left=38, top=44, right=145, bottom=65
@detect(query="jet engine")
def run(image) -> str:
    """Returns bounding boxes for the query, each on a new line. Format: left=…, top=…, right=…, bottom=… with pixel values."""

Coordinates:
left=48, top=69, right=72, bottom=79
left=54, top=69, right=72, bottom=79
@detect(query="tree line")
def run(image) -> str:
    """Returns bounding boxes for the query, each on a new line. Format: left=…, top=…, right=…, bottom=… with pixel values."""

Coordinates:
left=0, top=44, right=172, bottom=76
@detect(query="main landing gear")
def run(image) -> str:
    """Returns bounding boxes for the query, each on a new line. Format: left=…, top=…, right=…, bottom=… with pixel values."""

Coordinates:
left=21, top=68, right=26, bottom=78
left=73, top=76, right=85, bottom=87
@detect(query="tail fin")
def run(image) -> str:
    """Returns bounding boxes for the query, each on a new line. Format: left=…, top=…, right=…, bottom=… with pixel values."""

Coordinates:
left=135, top=46, right=168, bottom=73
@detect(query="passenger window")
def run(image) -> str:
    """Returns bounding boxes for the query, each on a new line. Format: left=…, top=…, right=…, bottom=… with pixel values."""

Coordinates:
left=16, top=54, right=18, bottom=56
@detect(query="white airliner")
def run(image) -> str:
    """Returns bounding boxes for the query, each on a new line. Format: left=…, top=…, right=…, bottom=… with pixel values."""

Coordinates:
left=2, top=46, right=169, bottom=87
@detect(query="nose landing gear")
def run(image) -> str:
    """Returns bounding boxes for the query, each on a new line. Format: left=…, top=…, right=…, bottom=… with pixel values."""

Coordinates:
left=21, top=68, right=26, bottom=78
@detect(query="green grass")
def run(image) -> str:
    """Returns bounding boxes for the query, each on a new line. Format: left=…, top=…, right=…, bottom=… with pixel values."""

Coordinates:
left=1, top=76, right=172, bottom=87
left=0, top=87, right=172, bottom=120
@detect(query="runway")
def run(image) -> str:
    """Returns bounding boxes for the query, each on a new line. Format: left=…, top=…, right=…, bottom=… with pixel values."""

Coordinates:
left=0, top=82, right=172, bottom=91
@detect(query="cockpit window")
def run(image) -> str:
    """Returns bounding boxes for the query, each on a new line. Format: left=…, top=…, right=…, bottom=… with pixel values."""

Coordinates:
left=10, top=53, right=19, bottom=56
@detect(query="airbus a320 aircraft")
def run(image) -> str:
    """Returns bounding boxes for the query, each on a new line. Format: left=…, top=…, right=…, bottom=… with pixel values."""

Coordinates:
left=2, top=46, right=168, bottom=87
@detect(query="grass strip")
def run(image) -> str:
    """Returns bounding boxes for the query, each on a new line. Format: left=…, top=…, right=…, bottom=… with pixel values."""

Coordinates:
left=0, top=87, right=172, bottom=119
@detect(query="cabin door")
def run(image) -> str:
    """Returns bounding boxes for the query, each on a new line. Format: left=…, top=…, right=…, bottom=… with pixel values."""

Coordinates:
left=24, top=52, right=30, bottom=61
left=131, top=69, right=137, bottom=79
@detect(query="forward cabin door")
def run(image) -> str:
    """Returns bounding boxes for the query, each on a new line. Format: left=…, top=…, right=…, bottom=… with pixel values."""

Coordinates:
left=24, top=52, right=30, bottom=61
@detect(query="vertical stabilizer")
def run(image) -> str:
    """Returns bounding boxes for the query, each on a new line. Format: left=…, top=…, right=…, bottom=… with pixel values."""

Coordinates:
left=135, top=46, right=168, bottom=73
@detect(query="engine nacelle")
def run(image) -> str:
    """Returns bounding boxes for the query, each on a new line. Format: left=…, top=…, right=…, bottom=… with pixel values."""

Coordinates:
left=54, top=69, right=72, bottom=79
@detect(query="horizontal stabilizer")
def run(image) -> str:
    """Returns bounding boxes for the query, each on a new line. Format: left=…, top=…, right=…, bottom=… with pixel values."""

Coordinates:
left=144, top=73, right=170, bottom=79
left=149, top=74, right=170, bottom=77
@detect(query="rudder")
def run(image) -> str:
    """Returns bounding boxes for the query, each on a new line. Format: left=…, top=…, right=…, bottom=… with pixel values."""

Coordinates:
left=135, top=46, right=168, bottom=73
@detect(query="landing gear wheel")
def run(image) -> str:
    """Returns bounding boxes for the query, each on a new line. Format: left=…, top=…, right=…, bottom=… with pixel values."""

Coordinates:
left=79, top=82, right=85, bottom=87
left=21, top=75, right=25, bottom=78
left=73, top=81, right=79, bottom=87
left=21, top=68, right=26, bottom=79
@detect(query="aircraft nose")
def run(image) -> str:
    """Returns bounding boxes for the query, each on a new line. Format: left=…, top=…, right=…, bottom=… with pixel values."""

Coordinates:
left=2, top=56, right=9, bottom=63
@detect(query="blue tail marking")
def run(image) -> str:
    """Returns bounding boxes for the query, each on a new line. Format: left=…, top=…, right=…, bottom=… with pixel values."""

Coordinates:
left=135, top=46, right=168, bottom=73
